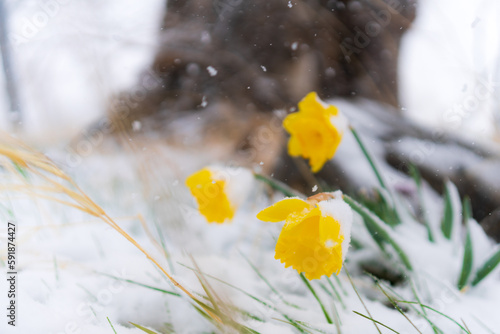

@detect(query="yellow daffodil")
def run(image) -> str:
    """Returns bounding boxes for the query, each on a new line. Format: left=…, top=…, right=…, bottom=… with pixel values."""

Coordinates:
left=257, top=191, right=353, bottom=280
left=186, top=166, right=252, bottom=223
left=284, top=92, right=348, bottom=173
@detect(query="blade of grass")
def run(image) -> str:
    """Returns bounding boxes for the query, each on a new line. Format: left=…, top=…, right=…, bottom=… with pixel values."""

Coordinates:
left=331, top=301, right=342, bottom=334
left=377, top=279, right=443, bottom=334
left=471, top=315, right=495, bottom=334
left=107, top=317, right=118, bottom=334
left=321, top=279, right=345, bottom=310
left=189, top=256, right=227, bottom=320
left=97, top=272, right=181, bottom=297
left=349, top=126, right=387, bottom=190
left=299, top=273, right=333, bottom=324
left=371, top=277, right=423, bottom=334
left=457, top=197, right=473, bottom=291
left=317, top=282, right=343, bottom=333
left=395, top=301, right=470, bottom=333
left=380, top=190, right=400, bottom=226
left=408, top=164, right=434, bottom=242
left=295, top=319, right=342, bottom=334
left=471, top=246, right=500, bottom=286
left=239, top=250, right=300, bottom=309
left=129, top=322, right=161, bottom=334
left=461, top=319, right=472, bottom=334
left=409, top=280, right=442, bottom=334
left=345, top=268, right=382, bottom=334
left=326, top=277, right=345, bottom=309
left=333, top=275, right=347, bottom=296
left=440, top=181, right=454, bottom=239
left=273, top=318, right=313, bottom=334
left=353, top=311, right=400, bottom=334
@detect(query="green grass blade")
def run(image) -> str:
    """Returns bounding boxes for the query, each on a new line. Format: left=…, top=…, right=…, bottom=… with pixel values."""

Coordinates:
left=353, top=311, right=400, bottom=334
left=375, top=189, right=400, bottom=227
left=239, top=251, right=299, bottom=308
left=372, top=278, right=422, bottom=334
left=97, top=272, right=181, bottom=297
left=471, top=246, right=500, bottom=286
left=409, top=164, right=434, bottom=242
left=273, top=318, right=313, bottom=334
left=378, top=279, right=443, bottom=334
left=345, top=268, right=382, bottom=334
left=129, top=322, right=161, bottom=334
left=409, top=281, right=442, bottom=334
left=333, top=274, right=347, bottom=296
left=295, top=319, right=336, bottom=334
left=350, top=127, right=387, bottom=190
left=441, top=181, right=460, bottom=240
left=457, top=197, right=473, bottom=290
left=299, top=273, right=333, bottom=324
left=462, top=196, right=472, bottom=225
left=343, top=195, right=412, bottom=270
left=13, top=161, right=29, bottom=180
left=396, top=301, right=470, bottom=333
left=326, top=276, right=346, bottom=309
left=107, top=317, right=118, bottom=334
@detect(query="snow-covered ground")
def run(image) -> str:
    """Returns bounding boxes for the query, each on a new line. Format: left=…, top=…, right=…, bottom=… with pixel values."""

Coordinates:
left=1, top=0, right=500, bottom=333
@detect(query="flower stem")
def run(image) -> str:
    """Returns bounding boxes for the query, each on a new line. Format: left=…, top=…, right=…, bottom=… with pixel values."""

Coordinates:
left=253, top=173, right=303, bottom=198
left=349, top=126, right=387, bottom=190
left=299, top=273, right=333, bottom=324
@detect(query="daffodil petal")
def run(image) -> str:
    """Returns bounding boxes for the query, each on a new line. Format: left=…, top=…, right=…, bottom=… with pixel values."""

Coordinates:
left=287, top=135, right=302, bottom=157
left=297, top=92, right=324, bottom=117
left=256, top=198, right=312, bottom=222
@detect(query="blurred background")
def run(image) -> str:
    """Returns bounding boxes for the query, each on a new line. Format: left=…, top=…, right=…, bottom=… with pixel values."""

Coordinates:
left=1, top=0, right=499, bottom=144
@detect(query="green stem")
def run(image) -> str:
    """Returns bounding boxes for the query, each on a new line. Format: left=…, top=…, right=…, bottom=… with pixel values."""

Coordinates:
left=299, top=273, right=333, bottom=324
left=351, top=126, right=402, bottom=225
left=253, top=173, right=302, bottom=198
left=350, top=126, right=387, bottom=190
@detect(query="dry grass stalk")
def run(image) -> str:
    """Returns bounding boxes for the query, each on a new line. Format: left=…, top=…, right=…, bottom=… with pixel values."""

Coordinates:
left=0, top=132, right=222, bottom=324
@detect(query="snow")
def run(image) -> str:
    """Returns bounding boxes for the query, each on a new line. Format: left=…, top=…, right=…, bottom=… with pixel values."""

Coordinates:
left=209, top=165, right=255, bottom=210
left=318, top=191, right=353, bottom=260
left=1, top=0, right=500, bottom=333
left=206, top=66, right=218, bottom=77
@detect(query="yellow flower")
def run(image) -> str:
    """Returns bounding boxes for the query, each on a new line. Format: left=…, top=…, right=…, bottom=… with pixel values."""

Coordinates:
left=186, top=166, right=252, bottom=223
left=283, top=92, right=348, bottom=173
left=257, top=191, right=352, bottom=280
